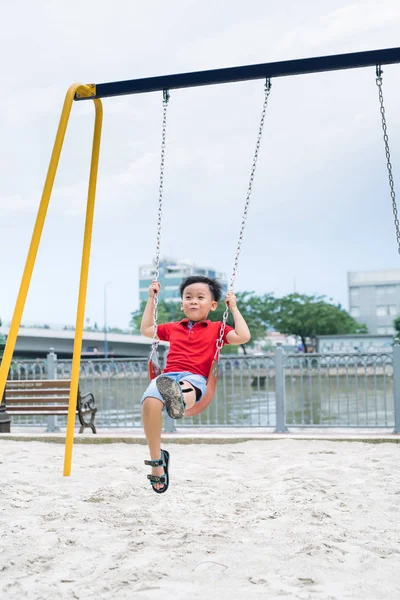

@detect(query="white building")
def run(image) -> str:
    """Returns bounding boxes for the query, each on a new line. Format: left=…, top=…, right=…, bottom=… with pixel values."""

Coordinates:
left=139, top=258, right=228, bottom=304
left=348, top=269, right=400, bottom=335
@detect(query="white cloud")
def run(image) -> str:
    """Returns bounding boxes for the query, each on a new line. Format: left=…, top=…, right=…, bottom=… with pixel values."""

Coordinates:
left=277, top=1, right=400, bottom=55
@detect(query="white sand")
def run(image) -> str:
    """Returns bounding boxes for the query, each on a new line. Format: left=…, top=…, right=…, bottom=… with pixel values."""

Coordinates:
left=1, top=439, right=400, bottom=600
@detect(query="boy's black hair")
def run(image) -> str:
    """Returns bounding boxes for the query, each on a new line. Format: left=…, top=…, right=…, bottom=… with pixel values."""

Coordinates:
left=179, top=276, right=222, bottom=302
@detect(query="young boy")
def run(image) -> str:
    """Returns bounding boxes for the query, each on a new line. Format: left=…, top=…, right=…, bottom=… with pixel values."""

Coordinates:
left=140, top=275, right=251, bottom=493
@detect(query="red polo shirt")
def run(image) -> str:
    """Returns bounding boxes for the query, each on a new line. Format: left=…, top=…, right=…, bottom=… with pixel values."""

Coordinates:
left=157, top=319, right=234, bottom=378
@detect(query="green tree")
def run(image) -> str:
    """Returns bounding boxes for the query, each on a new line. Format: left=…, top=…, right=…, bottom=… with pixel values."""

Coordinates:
left=393, top=315, right=400, bottom=342
left=267, top=293, right=368, bottom=353
left=208, top=291, right=267, bottom=354
left=130, top=300, right=179, bottom=333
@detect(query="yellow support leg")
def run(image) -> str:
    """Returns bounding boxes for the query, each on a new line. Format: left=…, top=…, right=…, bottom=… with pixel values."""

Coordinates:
left=63, top=98, right=103, bottom=477
left=0, top=83, right=89, bottom=406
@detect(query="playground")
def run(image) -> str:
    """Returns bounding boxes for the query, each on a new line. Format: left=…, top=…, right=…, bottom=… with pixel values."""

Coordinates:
left=1, top=437, right=399, bottom=599
left=1, top=4, right=400, bottom=599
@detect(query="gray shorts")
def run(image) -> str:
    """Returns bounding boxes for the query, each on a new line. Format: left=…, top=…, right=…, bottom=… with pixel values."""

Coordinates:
left=141, top=371, right=207, bottom=407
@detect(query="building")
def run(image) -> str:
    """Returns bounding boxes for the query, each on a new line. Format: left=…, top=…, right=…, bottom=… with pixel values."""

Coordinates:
left=139, top=258, right=228, bottom=304
left=347, top=269, right=400, bottom=335
left=317, top=334, right=393, bottom=353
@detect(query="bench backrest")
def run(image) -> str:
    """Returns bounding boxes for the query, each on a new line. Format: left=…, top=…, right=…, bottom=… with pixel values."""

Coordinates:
left=7, top=380, right=70, bottom=391
left=5, top=380, right=72, bottom=407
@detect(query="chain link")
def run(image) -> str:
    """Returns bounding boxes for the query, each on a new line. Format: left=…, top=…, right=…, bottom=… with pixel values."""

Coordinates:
left=151, top=89, right=170, bottom=357
left=376, top=66, right=400, bottom=254
left=215, top=79, right=272, bottom=358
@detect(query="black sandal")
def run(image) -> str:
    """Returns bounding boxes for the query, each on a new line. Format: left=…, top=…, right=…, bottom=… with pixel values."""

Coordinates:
left=144, top=449, right=170, bottom=494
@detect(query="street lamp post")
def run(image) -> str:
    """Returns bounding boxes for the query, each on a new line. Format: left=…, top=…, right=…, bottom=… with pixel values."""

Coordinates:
left=104, top=281, right=112, bottom=358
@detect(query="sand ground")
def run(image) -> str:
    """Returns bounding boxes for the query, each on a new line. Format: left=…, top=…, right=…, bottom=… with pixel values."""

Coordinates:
left=1, top=438, right=400, bottom=599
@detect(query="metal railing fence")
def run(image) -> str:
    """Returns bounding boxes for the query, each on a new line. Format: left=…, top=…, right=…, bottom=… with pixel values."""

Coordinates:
left=284, top=352, right=393, bottom=428
left=5, top=346, right=399, bottom=432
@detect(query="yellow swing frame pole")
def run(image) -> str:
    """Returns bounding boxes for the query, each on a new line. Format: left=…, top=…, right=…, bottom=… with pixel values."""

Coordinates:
left=63, top=97, right=103, bottom=476
left=0, top=83, right=103, bottom=478
left=0, top=83, right=82, bottom=401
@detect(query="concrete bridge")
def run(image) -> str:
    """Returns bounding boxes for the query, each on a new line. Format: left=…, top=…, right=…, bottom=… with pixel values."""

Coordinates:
left=1, top=327, right=167, bottom=359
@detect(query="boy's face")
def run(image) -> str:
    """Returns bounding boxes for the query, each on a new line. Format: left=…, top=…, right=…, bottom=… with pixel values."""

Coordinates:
left=181, top=283, right=218, bottom=321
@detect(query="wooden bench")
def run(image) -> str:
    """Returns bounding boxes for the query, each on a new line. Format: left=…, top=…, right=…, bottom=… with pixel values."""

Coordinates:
left=3, top=380, right=97, bottom=433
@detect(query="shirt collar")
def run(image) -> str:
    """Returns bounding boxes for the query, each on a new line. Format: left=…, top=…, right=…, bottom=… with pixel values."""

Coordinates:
left=179, top=318, right=209, bottom=327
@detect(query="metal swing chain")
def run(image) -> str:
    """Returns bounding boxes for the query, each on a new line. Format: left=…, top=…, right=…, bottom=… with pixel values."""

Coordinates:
left=376, top=66, right=400, bottom=254
left=151, top=89, right=170, bottom=358
left=215, top=79, right=272, bottom=358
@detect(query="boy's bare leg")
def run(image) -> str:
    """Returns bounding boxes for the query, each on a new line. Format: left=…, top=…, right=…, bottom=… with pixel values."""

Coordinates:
left=142, top=396, right=165, bottom=491
left=180, top=381, right=196, bottom=410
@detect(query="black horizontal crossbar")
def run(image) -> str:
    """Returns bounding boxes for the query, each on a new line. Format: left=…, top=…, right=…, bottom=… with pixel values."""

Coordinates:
left=75, top=47, right=400, bottom=101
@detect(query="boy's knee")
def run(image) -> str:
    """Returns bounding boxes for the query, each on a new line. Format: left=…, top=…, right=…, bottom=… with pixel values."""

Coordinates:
left=142, top=396, right=164, bottom=411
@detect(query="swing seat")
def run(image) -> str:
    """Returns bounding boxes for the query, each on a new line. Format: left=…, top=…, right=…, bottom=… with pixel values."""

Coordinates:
left=148, top=359, right=162, bottom=380
left=147, top=358, right=219, bottom=417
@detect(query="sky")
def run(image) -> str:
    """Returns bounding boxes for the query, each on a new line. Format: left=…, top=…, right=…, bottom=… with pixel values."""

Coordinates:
left=1, top=0, right=400, bottom=330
